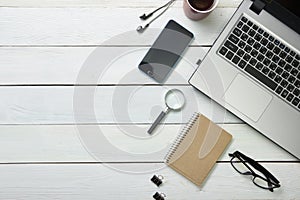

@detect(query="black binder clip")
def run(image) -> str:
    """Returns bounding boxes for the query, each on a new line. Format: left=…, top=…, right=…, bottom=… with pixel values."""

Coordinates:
left=151, top=175, right=164, bottom=187
left=153, top=192, right=166, bottom=200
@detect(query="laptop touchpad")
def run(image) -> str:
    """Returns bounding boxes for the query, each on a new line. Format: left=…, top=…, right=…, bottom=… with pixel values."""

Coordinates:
left=224, top=74, right=272, bottom=122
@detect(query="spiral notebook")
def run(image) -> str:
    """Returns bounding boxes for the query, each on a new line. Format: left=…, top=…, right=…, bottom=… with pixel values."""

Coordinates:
left=165, top=113, right=232, bottom=186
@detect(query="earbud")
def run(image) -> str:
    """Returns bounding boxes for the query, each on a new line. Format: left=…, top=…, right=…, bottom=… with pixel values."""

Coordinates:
left=136, top=24, right=149, bottom=33
left=136, top=0, right=175, bottom=33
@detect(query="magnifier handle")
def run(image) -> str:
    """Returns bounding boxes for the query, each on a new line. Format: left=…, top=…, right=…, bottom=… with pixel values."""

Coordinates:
left=147, top=111, right=167, bottom=134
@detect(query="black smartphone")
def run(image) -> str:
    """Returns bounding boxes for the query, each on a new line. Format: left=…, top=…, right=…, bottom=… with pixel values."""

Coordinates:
left=138, top=20, right=194, bottom=83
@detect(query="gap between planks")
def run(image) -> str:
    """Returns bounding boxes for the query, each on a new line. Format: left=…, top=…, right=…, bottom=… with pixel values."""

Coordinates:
left=0, top=161, right=299, bottom=165
left=0, top=0, right=243, bottom=8
left=0, top=45, right=212, bottom=47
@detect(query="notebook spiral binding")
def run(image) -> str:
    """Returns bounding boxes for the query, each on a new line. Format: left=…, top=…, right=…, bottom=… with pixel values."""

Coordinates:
left=164, top=112, right=200, bottom=163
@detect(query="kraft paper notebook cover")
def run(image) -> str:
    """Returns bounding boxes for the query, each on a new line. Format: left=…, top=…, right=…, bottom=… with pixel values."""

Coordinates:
left=165, top=113, right=232, bottom=186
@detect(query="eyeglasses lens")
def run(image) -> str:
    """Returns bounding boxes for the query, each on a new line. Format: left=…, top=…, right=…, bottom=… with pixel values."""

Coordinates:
left=253, top=176, right=269, bottom=187
left=231, top=157, right=251, bottom=174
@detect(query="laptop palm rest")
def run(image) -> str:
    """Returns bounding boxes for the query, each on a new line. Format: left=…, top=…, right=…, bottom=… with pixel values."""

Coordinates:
left=223, top=74, right=273, bottom=122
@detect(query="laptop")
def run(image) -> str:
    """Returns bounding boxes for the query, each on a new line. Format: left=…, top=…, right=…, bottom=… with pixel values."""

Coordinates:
left=189, top=0, right=300, bottom=158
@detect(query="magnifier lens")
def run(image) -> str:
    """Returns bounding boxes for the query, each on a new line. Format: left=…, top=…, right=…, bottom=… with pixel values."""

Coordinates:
left=147, top=89, right=185, bottom=134
left=165, top=89, right=185, bottom=110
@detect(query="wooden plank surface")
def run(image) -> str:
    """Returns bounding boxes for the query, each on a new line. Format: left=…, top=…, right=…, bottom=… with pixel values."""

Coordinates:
left=0, top=47, right=206, bottom=85
left=0, top=0, right=299, bottom=199
left=0, top=86, right=240, bottom=124
left=0, top=7, right=235, bottom=45
left=0, top=163, right=299, bottom=199
left=0, top=124, right=296, bottom=163
left=0, top=0, right=242, bottom=8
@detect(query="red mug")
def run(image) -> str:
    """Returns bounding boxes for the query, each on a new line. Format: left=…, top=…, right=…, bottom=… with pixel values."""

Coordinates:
left=183, top=0, right=219, bottom=20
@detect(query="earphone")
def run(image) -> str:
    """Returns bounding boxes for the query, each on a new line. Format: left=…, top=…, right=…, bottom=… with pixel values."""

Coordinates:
left=137, top=0, right=175, bottom=33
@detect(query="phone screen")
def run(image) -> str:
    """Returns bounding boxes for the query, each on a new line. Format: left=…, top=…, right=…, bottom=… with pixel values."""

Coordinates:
left=138, top=20, right=194, bottom=83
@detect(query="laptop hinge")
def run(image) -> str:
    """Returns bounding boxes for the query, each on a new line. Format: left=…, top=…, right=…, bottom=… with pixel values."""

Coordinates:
left=250, top=0, right=266, bottom=15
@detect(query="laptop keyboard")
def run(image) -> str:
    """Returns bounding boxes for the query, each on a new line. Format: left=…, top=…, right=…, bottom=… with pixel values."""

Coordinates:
left=218, top=16, right=300, bottom=111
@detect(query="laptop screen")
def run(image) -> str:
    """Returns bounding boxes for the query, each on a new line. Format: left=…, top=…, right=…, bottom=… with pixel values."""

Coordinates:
left=274, top=0, right=300, bottom=18
left=263, top=0, right=300, bottom=34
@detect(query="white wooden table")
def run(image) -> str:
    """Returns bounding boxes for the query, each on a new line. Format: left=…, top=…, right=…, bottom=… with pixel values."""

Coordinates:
left=0, top=0, right=299, bottom=199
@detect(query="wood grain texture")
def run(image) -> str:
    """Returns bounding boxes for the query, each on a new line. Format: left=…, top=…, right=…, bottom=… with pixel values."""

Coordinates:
left=0, top=7, right=235, bottom=45
left=0, top=163, right=299, bottom=199
left=0, top=0, right=242, bottom=8
left=0, top=0, right=299, bottom=199
left=0, top=47, right=207, bottom=85
left=0, top=86, right=240, bottom=124
left=0, top=124, right=295, bottom=163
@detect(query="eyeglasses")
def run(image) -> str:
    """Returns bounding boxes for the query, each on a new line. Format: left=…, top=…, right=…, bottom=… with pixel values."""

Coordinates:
left=229, top=151, right=280, bottom=192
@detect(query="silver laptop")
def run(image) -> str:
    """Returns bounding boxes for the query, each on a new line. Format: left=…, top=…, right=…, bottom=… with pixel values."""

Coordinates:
left=189, top=0, right=300, bottom=158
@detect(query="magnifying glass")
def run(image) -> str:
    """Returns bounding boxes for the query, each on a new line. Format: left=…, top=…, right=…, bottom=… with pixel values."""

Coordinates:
left=148, top=89, right=186, bottom=134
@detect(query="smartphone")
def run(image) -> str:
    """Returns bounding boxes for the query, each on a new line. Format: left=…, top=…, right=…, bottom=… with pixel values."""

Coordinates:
left=138, top=20, right=194, bottom=83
